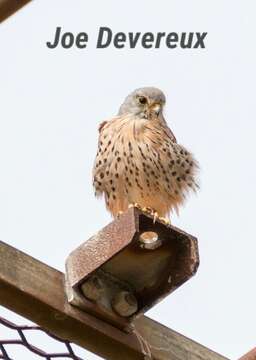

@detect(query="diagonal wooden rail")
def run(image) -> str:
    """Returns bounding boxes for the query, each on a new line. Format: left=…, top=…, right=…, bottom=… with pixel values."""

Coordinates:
left=0, top=0, right=33, bottom=23
left=0, top=240, right=228, bottom=360
left=239, top=348, right=256, bottom=360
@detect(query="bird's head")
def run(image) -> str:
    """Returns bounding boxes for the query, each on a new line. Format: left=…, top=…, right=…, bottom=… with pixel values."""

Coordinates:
left=118, top=87, right=166, bottom=120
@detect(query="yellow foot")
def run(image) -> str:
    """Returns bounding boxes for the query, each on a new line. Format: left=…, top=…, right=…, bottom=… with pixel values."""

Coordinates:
left=159, top=217, right=171, bottom=226
left=142, top=207, right=158, bottom=223
left=128, top=203, right=142, bottom=210
left=141, top=207, right=171, bottom=226
left=142, top=207, right=155, bottom=215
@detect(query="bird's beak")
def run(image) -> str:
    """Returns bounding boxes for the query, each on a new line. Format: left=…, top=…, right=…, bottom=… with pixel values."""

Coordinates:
left=151, top=104, right=161, bottom=116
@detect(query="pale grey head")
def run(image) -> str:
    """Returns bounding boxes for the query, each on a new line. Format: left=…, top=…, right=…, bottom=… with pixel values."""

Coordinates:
left=118, top=87, right=166, bottom=119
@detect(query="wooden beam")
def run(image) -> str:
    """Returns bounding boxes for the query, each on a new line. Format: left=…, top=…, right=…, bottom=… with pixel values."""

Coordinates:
left=0, top=0, right=33, bottom=23
left=239, top=348, right=256, bottom=360
left=0, top=240, right=228, bottom=360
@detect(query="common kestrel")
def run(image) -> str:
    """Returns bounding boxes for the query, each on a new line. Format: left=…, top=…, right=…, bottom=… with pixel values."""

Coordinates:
left=93, top=87, right=199, bottom=222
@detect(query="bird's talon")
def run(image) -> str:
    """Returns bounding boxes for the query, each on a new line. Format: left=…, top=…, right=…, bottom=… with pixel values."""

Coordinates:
left=151, top=212, right=158, bottom=224
left=134, top=203, right=142, bottom=209
left=142, top=207, right=155, bottom=215
left=159, top=217, right=171, bottom=225
left=128, top=203, right=142, bottom=210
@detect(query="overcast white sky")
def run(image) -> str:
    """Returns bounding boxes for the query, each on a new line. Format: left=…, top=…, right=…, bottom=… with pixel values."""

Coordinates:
left=0, top=1, right=256, bottom=359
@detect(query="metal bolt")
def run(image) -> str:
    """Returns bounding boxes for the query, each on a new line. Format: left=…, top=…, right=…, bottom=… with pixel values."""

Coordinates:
left=112, top=291, right=138, bottom=317
left=81, top=275, right=104, bottom=302
left=139, top=231, right=162, bottom=250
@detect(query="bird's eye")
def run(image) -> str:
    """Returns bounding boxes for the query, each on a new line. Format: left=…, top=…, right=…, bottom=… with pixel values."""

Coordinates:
left=138, top=96, right=147, bottom=105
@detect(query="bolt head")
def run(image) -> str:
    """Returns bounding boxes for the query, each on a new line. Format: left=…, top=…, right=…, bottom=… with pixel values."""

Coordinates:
left=139, top=231, right=162, bottom=250
left=81, top=275, right=104, bottom=301
left=112, top=291, right=138, bottom=317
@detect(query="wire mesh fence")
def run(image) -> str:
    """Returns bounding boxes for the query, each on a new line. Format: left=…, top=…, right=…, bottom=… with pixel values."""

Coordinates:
left=0, top=316, right=84, bottom=360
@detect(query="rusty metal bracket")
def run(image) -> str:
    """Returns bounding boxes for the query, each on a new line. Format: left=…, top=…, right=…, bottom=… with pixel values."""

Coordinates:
left=0, top=239, right=226, bottom=360
left=65, top=207, right=199, bottom=332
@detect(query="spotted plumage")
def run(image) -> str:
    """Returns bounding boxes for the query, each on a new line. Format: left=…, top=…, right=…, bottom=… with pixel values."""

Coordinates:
left=93, top=87, right=199, bottom=219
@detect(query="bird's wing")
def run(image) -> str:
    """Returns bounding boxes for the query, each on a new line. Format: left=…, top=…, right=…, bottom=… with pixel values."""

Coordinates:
left=92, top=121, right=109, bottom=197
left=98, top=120, right=108, bottom=132
left=166, top=126, right=177, bottom=143
left=92, top=118, right=116, bottom=197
